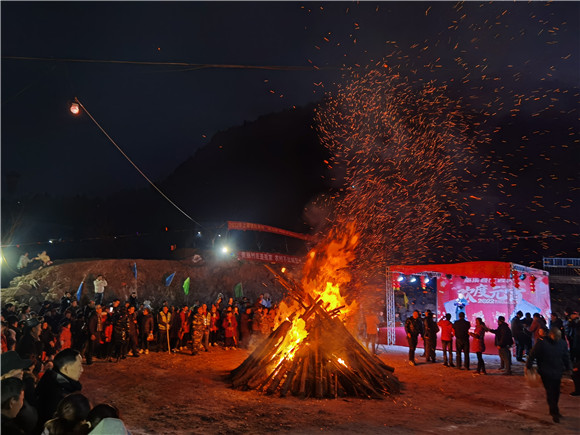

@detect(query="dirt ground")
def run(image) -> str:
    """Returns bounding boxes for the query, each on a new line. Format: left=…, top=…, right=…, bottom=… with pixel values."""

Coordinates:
left=80, top=344, right=579, bottom=435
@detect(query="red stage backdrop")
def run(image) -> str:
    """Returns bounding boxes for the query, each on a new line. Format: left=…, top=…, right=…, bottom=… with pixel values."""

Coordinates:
left=437, top=274, right=551, bottom=326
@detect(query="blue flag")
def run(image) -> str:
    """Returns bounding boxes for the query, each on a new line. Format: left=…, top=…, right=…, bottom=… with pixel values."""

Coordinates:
left=165, top=272, right=176, bottom=287
left=76, top=281, right=83, bottom=302
left=132, top=262, right=137, bottom=279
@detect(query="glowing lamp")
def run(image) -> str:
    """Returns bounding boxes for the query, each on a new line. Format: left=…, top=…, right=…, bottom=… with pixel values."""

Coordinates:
left=397, top=274, right=404, bottom=282
left=410, top=276, right=417, bottom=283
left=70, top=103, right=80, bottom=115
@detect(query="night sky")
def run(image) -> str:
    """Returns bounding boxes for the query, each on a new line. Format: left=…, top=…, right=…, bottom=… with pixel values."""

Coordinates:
left=1, top=2, right=579, bottom=262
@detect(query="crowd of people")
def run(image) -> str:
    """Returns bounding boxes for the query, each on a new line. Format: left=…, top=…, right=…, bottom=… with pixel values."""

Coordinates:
left=3, top=268, right=580, bottom=430
left=403, top=307, right=580, bottom=423
left=0, top=276, right=282, bottom=434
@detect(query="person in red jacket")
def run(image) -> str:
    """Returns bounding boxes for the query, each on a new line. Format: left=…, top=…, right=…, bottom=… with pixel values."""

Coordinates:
left=59, top=321, right=72, bottom=350
left=438, top=313, right=455, bottom=367
left=469, top=317, right=487, bottom=374
left=222, top=310, right=238, bottom=350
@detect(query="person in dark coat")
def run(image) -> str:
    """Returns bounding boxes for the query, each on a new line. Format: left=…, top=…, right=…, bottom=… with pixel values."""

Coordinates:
left=423, top=310, right=439, bottom=363
left=488, top=316, right=514, bottom=375
left=1, top=377, right=26, bottom=435
left=526, top=327, right=572, bottom=423
left=139, top=307, right=154, bottom=354
left=511, top=311, right=526, bottom=362
left=1, top=351, right=38, bottom=434
left=452, top=311, right=471, bottom=370
left=404, top=310, right=424, bottom=366
left=35, top=348, right=83, bottom=428
left=15, top=318, right=44, bottom=375
left=86, top=304, right=104, bottom=364
left=111, top=307, right=129, bottom=361
left=126, top=305, right=140, bottom=357
left=522, top=312, right=533, bottom=356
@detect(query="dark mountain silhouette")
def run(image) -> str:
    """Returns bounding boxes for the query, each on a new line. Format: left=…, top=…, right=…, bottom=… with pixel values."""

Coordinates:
left=160, top=103, right=330, bottom=231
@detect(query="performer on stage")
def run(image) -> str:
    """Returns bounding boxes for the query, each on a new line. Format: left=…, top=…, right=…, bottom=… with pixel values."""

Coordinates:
left=454, top=293, right=469, bottom=321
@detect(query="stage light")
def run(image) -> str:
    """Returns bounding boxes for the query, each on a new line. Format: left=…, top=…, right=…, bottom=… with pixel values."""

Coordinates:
left=221, top=246, right=229, bottom=254
left=423, top=276, right=429, bottom=283
left=70, top=102, right=80, bottom=115
left=519, top=274, right=526, bottom=280
left=397, top=274, right=404, bottom=282
left=410, top=276, right=417, bottom=283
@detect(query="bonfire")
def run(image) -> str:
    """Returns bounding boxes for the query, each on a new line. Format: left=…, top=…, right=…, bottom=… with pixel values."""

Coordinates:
left=229, top=227, right=401, bottom=399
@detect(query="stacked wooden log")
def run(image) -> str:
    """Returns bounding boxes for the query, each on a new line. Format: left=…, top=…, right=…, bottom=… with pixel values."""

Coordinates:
left=228, top=266, right=401, bottom=399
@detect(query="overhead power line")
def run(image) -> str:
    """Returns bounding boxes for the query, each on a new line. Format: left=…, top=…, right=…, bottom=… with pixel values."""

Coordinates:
left=2, top=56, right=344, bottom=71
left=73, top=97, right=204, bottom=228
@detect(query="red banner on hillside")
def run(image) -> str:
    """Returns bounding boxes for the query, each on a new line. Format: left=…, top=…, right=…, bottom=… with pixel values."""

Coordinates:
left=228, top=221, right=314, bottom=241
left=237, top=251, right=303, bottom=265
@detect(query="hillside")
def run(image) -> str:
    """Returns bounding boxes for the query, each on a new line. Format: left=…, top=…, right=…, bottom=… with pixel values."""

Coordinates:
left=1, top=257, right=288, bottom=309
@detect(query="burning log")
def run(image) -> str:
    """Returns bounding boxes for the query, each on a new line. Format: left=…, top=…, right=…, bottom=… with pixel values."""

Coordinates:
left=228, top=267, right=401, bottom=399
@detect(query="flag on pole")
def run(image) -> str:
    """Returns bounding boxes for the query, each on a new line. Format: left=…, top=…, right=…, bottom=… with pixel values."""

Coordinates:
left=76, top=281, right=84, bottom=302
left=165, top=272, right=176, bottom=287
left=233, top=282, right=243, bottom=299
left=183, top=277, right=190, bottom=296
left=132, top=262, right=137, bottom=279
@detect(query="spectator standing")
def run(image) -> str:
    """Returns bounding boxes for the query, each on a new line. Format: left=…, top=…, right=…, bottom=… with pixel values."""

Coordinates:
left=1, top=377, right=26, bottom=435
left=239, top=307, right=252, bottom=349
left=438, top=313, right=455, bottom=367
left=423, top=310, right=439, bottom=363
left=191, top=306, right=206, bottom=355
left=522, top=312, right=533, bottom=356
left=35, top=348, right=83, bottom=428
left=126, top=306, right=140, bottom=357
left=128, top=291, right=138, bottom=308
left=157, top=306, right=171, bottom=353
left=452, top=311, right=471, bottom=370
left=469, top=317, right=487, bottom=375
left=86, top=304, right=104, bottom=365
left=1, top=351, right=38, bottom=434
left=526, top=327, right=572, bottom=423
left=16, top=318, right=43, bottom=375
left=404, top=310, right=423, bottom=366
left=528, top=313, right=547, bottom=347
left=489, top=316, right=514, bottom=375
left=511, top=311, right=526, bottom=362
left=222, top=309, right=238, bottom=350
left=59, top=320, right=72, bottom=350
left=178, top=306, right=191, bottom=350
left=209, top=305, right=220, bottom=347
left=93, top=275, right=107, bottom=306
left=139, top=307, right=154, bottom=355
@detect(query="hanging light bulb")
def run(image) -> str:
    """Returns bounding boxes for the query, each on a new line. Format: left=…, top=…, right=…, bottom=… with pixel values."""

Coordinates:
left=70, top=102, right=80, bottom=115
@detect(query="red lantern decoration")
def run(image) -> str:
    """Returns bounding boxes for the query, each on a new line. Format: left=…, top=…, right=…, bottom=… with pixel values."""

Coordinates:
left=530, top=275, right=536, bottom=293
left=513, top=275, right=520, bottom=289
left=490, top=278, right=496, bottom=288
